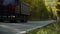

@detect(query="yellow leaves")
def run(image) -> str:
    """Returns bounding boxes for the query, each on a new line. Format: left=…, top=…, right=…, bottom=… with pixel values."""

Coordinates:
left=56, top=2, right=60, bottom=4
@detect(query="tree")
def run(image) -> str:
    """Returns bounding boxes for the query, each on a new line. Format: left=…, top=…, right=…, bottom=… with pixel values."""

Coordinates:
left=22, top=0, right=53, bottom=20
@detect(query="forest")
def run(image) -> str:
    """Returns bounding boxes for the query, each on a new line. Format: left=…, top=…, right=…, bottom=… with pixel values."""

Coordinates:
left=21, top=0, right=56, bottom=20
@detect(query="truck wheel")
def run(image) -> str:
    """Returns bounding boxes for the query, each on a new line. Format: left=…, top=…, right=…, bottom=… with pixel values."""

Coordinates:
left=20, top=15, right=28, bottom=23
left=9, top=19, right=17, bottom=23
left=9, top=17, right=17, bottom=23
left=20, top=19, right=27, bottom=23
left=0, top=16, right=4, bottom=22
left=0, top=19, right=4, bottom=22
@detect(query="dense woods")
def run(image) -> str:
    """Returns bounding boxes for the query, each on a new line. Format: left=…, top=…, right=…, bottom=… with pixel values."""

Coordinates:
left=21, top=0, right=56, bottom=20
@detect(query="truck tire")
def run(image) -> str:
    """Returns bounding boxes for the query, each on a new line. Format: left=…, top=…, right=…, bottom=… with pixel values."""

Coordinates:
left=0, top=16, right=4, bottom=22
left=9, top=16, right=17, bottom=23
left=20, top=19, right=27, bottom=23
left=0, top=19, right=4, bottom=22
left=9, top=19, right=17, bottom=23
left=20, top=15, right=28, bottom=23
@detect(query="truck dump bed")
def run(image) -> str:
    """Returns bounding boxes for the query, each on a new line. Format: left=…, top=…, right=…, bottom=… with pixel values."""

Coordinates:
left=0, top=2, right=30, bottom=23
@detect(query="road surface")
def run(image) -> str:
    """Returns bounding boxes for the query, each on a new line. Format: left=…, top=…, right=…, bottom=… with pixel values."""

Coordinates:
left=0, top=20, right=55, bottom=34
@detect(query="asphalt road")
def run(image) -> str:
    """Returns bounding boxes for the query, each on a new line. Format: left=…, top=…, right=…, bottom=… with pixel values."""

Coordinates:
left=0, top=20, right=55, bottom=34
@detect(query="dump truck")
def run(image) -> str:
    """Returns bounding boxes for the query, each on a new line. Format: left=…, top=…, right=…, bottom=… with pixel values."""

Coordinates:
left=0, top=0, right=30, bottom=23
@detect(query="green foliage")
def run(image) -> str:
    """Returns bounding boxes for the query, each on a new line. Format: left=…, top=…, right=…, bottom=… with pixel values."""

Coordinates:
left=38, top=0, right=49, bottom=19
left=22, top=0, right=53, bottom=20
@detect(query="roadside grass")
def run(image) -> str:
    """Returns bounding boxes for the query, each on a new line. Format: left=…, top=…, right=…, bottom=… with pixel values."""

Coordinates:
left=27, top=21, right=60, bottom=34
